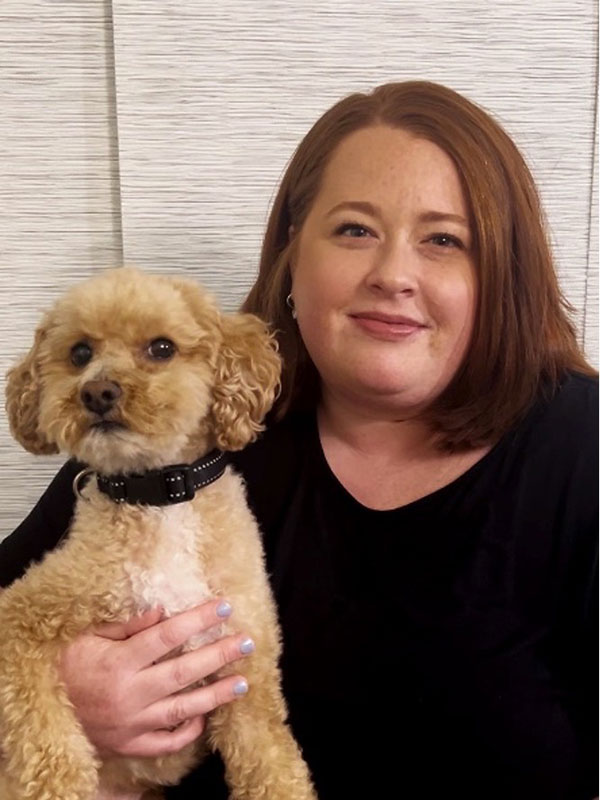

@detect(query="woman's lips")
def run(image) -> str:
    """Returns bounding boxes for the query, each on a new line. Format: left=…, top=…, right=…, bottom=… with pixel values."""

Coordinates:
left=350, top=313, right=427, bottom=339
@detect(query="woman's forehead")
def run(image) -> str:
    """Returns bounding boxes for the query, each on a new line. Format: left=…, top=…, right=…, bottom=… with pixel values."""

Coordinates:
left=311, top=126, right=469, bottom=218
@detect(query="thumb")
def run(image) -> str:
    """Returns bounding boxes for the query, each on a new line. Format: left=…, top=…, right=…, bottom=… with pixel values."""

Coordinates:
left=93, top=607, right=164, bottom=641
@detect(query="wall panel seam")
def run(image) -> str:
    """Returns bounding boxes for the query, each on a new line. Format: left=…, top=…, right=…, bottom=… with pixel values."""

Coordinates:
left=582, top=22, right=599, bottom=352
left=105, top=0, right=124, bottom=264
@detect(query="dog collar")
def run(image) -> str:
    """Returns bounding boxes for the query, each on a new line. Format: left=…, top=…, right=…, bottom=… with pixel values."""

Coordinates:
left=88, top=449, right=227, bottom=506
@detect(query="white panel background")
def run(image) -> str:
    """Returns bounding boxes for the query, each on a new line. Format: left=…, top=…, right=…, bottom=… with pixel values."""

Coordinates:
left=1, top=0, right=597, bottom=537
left=0, top=0, right=122, bottom=535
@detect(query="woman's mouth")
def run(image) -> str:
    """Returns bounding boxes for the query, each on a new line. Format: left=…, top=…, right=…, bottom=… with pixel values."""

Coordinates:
left=349, top=312, right=427, bottom=340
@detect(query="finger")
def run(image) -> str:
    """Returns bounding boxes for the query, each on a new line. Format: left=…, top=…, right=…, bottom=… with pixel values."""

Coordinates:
left=119, top=716, right=206, bottom=759
left=128, top=600, right=233, bottom=671
left=137, top=634, right=254, bottom=704
left=141, top=674, right=249, bottom=732
left=93, top=608, right=164, bottom=641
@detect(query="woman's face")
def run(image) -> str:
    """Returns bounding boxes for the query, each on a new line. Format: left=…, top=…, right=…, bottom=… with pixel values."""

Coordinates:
left=290, top=125, right=476, bottom=416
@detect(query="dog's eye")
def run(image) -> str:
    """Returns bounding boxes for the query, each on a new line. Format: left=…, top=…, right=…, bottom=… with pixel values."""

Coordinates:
left=147, top=338, right=176, bottom=360
left=70, top=342, right=93, bottom=367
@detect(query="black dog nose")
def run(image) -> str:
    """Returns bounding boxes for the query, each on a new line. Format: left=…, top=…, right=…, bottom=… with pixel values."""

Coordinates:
left=80, top=380, right=122, bottom=416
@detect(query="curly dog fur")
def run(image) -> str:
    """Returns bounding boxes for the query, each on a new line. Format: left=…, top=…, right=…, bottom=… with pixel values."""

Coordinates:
left=0, top=268, right=316, bottom=800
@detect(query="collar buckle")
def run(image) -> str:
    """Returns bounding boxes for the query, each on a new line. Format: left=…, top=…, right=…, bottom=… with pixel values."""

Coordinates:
left=162, top=465, right=196, bottom=504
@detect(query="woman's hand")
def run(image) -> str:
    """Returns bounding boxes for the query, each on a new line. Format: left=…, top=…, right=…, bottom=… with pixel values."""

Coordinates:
left=59, top=600, right=252, bottom=759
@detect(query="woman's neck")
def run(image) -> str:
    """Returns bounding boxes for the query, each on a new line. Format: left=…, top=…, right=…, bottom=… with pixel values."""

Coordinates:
left=317, top=391, right=439, bottom=461
left=316, top=390, right=491, bottom=510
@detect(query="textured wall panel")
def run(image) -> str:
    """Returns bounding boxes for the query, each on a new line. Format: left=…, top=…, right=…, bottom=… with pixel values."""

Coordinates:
left=1, top=0, right=597, bottom=538
left=110, top=0, right=598, bottom=324
left=0, top=1, right=121, bottom=534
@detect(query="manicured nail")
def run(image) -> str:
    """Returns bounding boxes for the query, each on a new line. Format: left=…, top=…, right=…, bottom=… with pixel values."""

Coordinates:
left=216, top=601, right=232, bottom=618
left=233, top=679, right=249, bottom=695
left=239, top=637, right=255, bottom=655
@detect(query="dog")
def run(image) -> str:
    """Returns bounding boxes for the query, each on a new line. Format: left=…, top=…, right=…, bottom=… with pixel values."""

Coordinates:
left=0, top=267, right=317, bottom=800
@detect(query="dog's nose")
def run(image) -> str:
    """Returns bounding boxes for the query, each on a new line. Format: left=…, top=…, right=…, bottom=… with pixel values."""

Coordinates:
left=80, top=380, right=122, bottom=416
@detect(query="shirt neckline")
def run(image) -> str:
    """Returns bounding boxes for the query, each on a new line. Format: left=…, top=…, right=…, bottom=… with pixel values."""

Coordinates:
left=309, top=413, right=511, bottom=515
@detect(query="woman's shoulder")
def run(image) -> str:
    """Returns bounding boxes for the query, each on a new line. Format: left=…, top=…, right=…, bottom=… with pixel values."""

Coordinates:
left=500, top=371, right=598, bottom=546
left=230, top=412, right=313, bottom=533
left=517, top=371, right=597, bottom=454
left=230, top=411, right=314, bottom=471
left=543, top=370, right=598, bottom=418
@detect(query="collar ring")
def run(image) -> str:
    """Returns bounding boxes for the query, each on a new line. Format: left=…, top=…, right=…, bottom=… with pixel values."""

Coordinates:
left=72, top=468, right=95, bottom=501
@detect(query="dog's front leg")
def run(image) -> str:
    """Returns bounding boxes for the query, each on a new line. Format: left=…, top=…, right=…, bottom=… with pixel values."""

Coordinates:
left=207, top=660, right=317, bottom=800
left=202, top=586, right=316, bottom=800
left=0, top=641, right=100, bottom=800
left=196, top=480, right=316, bottom=799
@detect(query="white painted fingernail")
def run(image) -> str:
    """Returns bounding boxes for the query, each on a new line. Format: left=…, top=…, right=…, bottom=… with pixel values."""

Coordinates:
left=216, top=601, right=232, bottom=617
left=233, top=679, right=249, bottom=696
left=239, top=638, right=255, bottom=655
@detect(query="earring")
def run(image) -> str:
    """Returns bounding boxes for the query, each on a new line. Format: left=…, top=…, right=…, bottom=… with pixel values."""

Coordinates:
left=286, top=293, right=297, bottom=320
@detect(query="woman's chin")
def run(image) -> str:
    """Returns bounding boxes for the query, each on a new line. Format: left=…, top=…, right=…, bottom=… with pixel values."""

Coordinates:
left=333, top=370, right=445, bottom=415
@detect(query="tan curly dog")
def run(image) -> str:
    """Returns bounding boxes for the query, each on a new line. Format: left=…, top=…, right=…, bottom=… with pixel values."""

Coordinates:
left=0, top=268, right=316, bottom=800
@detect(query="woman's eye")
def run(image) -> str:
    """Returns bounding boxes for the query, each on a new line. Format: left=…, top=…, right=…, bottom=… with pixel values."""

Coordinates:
left=428, top=233, right=463, bottom=249
left=147, top=338, right=177, bottom=360
left=70, top=342, right=93, bottom=367
left=335, top=222, right=372, bottom=238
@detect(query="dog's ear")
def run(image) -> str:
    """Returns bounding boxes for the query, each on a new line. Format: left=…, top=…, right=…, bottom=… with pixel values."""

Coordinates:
left=211, top=313, right=281, bottom=451
left=5, top=316, right=59, bottom=455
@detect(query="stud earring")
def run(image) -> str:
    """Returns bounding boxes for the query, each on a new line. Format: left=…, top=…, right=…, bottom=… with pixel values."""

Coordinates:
left=285, top=293, right=297, bottom=320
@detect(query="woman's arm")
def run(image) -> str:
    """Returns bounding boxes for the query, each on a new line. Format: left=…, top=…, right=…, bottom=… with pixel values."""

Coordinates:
left=0, top=459, right=81, bottom=588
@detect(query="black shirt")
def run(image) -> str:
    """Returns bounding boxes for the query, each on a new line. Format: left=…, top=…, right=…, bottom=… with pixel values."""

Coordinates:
left=1, top=372, right=598, bottom=799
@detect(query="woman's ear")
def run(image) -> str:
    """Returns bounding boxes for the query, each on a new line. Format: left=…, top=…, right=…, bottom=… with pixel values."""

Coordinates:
left=5, top=316, right=58, bottom=455
left=211, top=313, right=281, bottom=451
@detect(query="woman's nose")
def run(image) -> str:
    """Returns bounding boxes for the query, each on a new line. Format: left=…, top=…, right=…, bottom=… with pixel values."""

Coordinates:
left=364, top=241, right=419, bottom=295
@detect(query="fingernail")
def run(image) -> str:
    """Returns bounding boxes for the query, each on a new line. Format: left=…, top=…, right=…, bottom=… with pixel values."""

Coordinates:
left=239, top=637, right=255, bottom=655
left=216, top=601, right=232, bottom=618
left=233, top=679, right=249, bottom=695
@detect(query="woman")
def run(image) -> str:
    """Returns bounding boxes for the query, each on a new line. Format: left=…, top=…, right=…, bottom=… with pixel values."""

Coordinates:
left=1, top=81, right=597, bottom=799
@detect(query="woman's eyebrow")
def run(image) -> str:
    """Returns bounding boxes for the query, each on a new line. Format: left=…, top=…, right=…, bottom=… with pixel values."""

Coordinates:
left=418, top=210, right=470, bottom=227
left=325, top=203, right=470, bottom=228
left=325, top=200, right=380, bottom=218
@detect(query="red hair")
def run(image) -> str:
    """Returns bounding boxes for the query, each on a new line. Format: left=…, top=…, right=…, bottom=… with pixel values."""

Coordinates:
left=243, top=81, right=594, bottom=449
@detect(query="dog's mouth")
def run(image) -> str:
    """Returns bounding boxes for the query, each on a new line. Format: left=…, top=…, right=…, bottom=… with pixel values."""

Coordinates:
left=89, top=420, right=127, bottom=433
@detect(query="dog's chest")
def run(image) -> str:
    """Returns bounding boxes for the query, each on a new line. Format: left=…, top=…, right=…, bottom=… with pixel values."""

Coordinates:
left=123, top=504, right=213, bottom=618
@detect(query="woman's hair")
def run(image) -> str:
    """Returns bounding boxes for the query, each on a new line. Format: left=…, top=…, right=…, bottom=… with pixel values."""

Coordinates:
left=243, top=80, right=595, bottom=450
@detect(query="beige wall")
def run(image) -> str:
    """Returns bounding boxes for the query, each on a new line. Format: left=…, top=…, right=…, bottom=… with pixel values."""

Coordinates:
left=1, top=0, right=597, bottom=535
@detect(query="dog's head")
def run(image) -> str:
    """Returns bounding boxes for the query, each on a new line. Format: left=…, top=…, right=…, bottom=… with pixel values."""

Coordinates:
left=5, top=268, right=281, bottom=474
